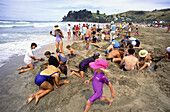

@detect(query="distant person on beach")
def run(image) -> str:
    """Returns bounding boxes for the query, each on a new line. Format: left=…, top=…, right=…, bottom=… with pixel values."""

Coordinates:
left=124, top=36, right=140, bottom=48
left=76, top=25, right=79, bottom=40
left=105, top=42, right=115, bottom=55
left=82, top=24, right=87, bottom=40
left=18, top=43, right=42, bottom=74
left=103, top=32, right=110, bottom=42
left=106, top=49, right=124, bottom=63
left=44, top=51, right=59, bottom=68
left=165, top=47, right=170, bottom=59
left=50, top=25, right=65, bottom=53
left=85, top=25, right=91, bottom=50
left=84, top=59, right=115, bottom=112
left=110, top=21, right=116, bottom=41
left=66, top=45, right=76, bottom=59
left=70, top=52, right=100, bottom=78
left=56, top=49, right=67, bottom=65
left=139, top=50, right=152, bottom=70
left=167, top=25, right=170, bottom=33
left=72, top=25, right=76, bottom=40
left=26, top=63, right=69, bottom=105
left=120, top=49, right=139, bottom=71
left=67, top=24, right=71, bottom=40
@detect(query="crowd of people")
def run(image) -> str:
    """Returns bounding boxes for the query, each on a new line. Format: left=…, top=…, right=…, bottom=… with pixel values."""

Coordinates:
left=18, top=21, right=170, bottom=112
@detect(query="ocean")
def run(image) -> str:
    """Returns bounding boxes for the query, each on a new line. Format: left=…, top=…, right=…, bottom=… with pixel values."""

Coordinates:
left=0, top=20, right=103, bottom=67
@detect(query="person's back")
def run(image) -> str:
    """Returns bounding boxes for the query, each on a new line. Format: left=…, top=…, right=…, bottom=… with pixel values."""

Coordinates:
left=85, top=28, right=91, bottom=37
left=111, top=24, right=116, bottom=31
left=107, top=50, right=119, bottom=58
left=111, top=40, right=120, bottom=48
left=123, top=56, right=138, bottom=70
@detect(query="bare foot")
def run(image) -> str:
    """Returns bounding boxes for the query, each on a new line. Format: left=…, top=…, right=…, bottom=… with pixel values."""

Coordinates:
left=35, top=95, right=40, bottom=105
left=18, top=70, right=24, bottom=74
left=70, top=71, right=75, bottom=76
left=108, top=100, right=113, bottom=107
left=27, top=94, right=35, bottom=104
left=18, top=67, right=23, bottom=70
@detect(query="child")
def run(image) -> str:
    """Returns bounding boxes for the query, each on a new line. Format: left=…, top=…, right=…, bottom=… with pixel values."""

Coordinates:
left=105, top=42, right=115, bottom=55
left=56, top=49, right=67, bottom=65
left=139, top=50, right=152, bottom=70
left=84, top=59, right=115, bottom=112
left=66, top=45, right=76, bottom=59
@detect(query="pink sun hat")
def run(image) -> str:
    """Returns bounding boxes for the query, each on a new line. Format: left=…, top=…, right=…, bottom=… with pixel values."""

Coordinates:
left=89, top=59, right=108, bottom=69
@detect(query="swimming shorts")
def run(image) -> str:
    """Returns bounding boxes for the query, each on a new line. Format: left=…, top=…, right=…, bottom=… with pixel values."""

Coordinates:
left=85, top=37, right=89, bottom=40
left=71, top=54, right=76, bottom=58
left=106, top=58, right=113, bottom=62
left=122, top=65, right=128, bottom=71
left=73, top=32, right=76, bottom=35
left=35, top=72, right=57, bottom=86
left=24, top=59, right=32, bottom=65
left=104, top=39, right=110, bottom=42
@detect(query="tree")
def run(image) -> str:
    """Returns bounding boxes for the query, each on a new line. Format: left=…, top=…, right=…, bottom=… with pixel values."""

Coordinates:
left=97, top=10, right=100, bottom=15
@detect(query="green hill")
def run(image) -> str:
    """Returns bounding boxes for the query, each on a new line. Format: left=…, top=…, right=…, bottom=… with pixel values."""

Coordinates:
left=62, top=8, right=170, bottom=23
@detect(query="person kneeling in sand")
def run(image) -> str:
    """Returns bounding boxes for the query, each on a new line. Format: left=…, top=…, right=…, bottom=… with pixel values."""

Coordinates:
left=18, top=43, right=42, bottom=74
left=56, top=49, right=67, bottom=65
left=120, top=49, right=139, bottom=71
left=66, top=45, right=76, bottom=59
left=106, top=49, right=124, bottom=63
left=165, top=47, right=170, bottom=59
left=139, top=50, right=152, bottom=70
left=44, top=51, right=59, bottom=68
left=105, top=42, right=115, bottom=55
left=70, top=52, right=100, bottom=78
left=84, top=59, right=115, bottom=112
left=27, top=63, right=69, bottom=105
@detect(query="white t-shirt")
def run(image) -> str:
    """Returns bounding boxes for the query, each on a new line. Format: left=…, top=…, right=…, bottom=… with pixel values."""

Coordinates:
left=67, top=26, right=71, bottom=32
left=24, top=48, right=33, bottom=65
left=101, top=34, right=105, bottom=40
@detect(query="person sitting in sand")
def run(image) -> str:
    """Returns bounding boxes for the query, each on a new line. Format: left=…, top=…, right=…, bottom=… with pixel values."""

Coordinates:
left=85, top=25, right=92, bottom=50
left=111, top=40, right=121, bottom=48
left=66, top=45, right=76, bottom=59
left=26, top=63, right=69, bottom=105
left=104, top=32, right=110, bottom=42
left=139, top=50, right=152, bottom=70
left=70, top=52, right=100, bottom=79
left=84, top=59, right=115, bottom=112
left=123, top=44, right=134, bottom=57
left=105, top=42, right=115, bottom=55
left=50, top=25, right=65, bottom=53
left=106, top=49, right=124, bottom=63
left=18, top=43, right=42, bottom=74
left=165, top=47, right=170, bottom=59
left=56, top=49, right=67, bottom=65
left=120, top=49, right=139, bottom=71
left=44, top=51, right=59, bottom=67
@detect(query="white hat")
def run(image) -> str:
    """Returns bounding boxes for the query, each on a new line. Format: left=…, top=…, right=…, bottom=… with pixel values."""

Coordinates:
left=111, top=42, right=115, bottom=45
left=111, top=21, right=114, bottom=24
left=166, top=47, right=170, bottom=53
left=131, top=41, right=136, bottom=46
left=139, top=50, right=148, bottom=57
left=53, top=27, right=60, bottom=30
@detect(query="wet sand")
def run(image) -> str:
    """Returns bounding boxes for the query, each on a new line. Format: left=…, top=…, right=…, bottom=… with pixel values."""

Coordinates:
left=0, top=27, right=170, bottom=112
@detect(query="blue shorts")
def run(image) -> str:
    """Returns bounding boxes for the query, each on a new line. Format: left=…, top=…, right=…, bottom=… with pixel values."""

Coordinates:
left=71, top=54, right=76, bottom=58
left=104, top=39, right=110, bottom=42
left=85, top=37, right=89, bottom=40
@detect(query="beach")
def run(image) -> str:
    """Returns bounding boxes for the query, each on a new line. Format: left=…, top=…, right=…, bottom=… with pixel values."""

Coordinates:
left=0, top=26, right=170, bottom=112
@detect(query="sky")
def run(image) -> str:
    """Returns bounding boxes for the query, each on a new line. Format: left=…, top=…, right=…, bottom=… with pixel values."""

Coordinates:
left=0, top=0, right=170, bottom=21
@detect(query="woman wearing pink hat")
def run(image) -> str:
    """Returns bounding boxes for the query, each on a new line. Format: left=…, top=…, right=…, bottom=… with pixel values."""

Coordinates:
left=84, top=59, right=115, bottom=112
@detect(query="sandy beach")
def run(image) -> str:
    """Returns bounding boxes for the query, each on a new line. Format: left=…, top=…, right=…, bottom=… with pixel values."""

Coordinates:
left=0, top=27, right=170, bottom=112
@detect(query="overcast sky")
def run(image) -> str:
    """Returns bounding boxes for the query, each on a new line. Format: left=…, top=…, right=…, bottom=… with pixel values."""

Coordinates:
left=0, top=0, right=170, bottom=21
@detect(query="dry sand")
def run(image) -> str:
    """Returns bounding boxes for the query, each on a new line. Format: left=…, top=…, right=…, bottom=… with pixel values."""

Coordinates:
left=0, top=27, right=170, bottom=112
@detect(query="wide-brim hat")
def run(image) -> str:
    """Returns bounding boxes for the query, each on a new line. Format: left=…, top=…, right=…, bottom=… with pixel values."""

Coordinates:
left=89, top=59, right=108, bottom=69
left=139, top=50, right=148, bottom=57
left=53, top=27, right=60, bottom=30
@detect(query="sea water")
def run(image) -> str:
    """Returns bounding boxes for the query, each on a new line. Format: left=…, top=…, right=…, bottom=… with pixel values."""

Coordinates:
left=0, top=20, right=103, bottom=67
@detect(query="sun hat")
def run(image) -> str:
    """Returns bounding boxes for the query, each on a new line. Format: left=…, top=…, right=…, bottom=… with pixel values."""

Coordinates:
left=111, top=21, right=114, bottom=24
left=89, top=59, right=108, bottom=69
left=131, top=41, right=136, bottom=46
left=139, top=50, right=148, bottom=57
left=53, top=27, right=60, bottom=30
left=111, top=42, right=115, bottom=45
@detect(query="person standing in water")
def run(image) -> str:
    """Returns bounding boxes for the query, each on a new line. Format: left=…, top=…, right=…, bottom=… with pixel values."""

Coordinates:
left=18, top=43, right=42, bottom=74
left=50, top=25, right=65, bottom=53
left=84, top=59, right=115, bottom=112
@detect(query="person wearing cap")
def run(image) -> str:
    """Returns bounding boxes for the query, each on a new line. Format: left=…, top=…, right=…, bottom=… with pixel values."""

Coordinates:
left=18, top=43, right=42, bottom=74
left=44, top=51, right=59, bottom=68
left=26, top=63, right=69, bottom=105
left=50, top=25, right=65, bottom=54
left=106, top=49, right=124, bottom=63
left=84, top=59, right=115, bottom=112
left=110, top=21, right=116, bottom=42
left=105, top=42, right=115, bottom=55
left=139, top=50, right=152, bottom=70
left=165, top=47, right=170, bottom=59
left=120, top=49, right=139, bottom=71
left=70, top=52, right=100, bottom=78
left=67, top=24, right=71, bottom=40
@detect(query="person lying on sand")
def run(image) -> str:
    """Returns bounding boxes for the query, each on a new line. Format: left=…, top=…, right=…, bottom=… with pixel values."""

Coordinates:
left=84, top=59, right=115, bottom=112
left=105, top=42, right=115, bottom=55
left=106, top=49, right=124, bottom=63
left=44, top=51, right=59, bottom=68
left=120, top=49, right=139, bottom=71
left=27, top=63, right=69, bottom=105
left=139, top=50, right=152, bottom=70
left=70, top=52, right=100, bottom=78
left=18, top=43, right=42, bottom=74
left=165, top=47, right=170, bottom=59
left=66, top=45, right=76, bottom=59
